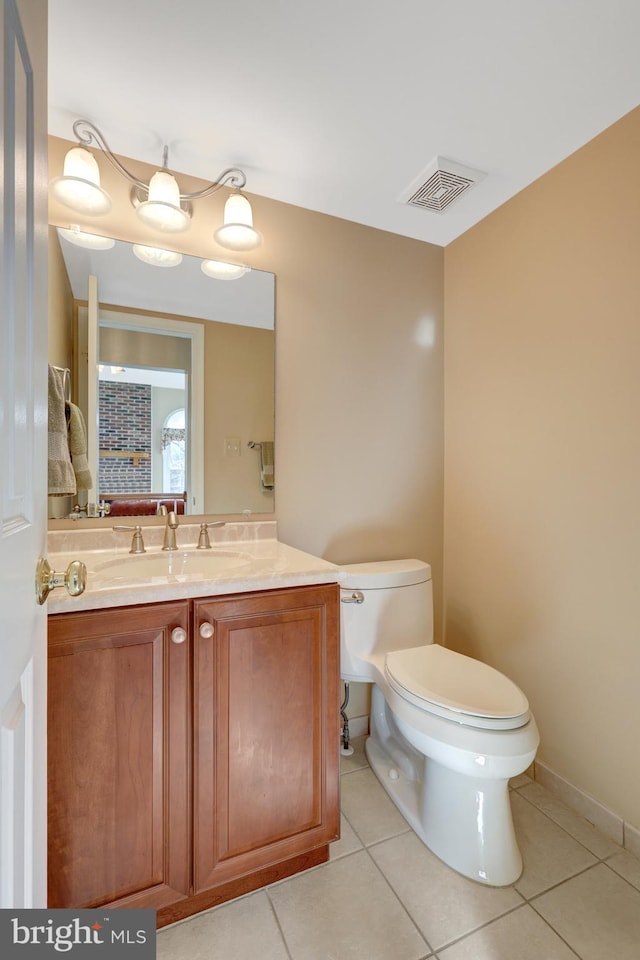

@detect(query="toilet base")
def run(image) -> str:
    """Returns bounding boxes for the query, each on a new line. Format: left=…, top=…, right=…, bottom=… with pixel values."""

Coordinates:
left=366, top=687, right=525, bottom=886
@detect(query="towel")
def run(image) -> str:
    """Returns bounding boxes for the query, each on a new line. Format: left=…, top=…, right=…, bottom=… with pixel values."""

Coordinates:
left=48, top=365, right=76, bottom=496
left=260, top=441, right=274, bottom=490
left=68, top=402, right=93, bottom=491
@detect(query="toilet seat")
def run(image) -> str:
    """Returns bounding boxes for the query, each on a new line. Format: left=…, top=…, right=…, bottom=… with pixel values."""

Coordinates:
left=384, top=644, right=530, bottom=731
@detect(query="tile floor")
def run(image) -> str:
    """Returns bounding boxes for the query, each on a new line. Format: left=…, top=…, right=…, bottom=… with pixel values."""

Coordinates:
left=157, top=738, right=640, bottom=960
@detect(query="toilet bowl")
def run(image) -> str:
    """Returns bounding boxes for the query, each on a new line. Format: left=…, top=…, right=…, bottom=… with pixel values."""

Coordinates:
left=339, top=559, right=539, bottom=886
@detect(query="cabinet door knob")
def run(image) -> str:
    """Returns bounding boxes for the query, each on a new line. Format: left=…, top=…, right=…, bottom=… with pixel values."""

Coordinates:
left=171, top=627, right=187, bottom=645
left=199, top=622, right=214, bottom=639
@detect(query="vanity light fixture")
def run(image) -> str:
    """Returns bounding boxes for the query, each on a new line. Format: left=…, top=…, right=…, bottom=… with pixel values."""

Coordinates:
left=135, top=168, right=190, bottom=234
left=213, top=191, right=263, bottom=251
left=50, top=119, right=263, bottom=250
left=50, top=145, right=112, bottom=215
left=201, top=259, right=250, bottom=280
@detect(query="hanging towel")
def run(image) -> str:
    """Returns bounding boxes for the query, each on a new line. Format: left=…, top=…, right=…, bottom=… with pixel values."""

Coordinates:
left=260, top=441, right=274, bottom=490
left=68, top=402, right=93, bottom=491
left=48, top=365, right=76, bottom=496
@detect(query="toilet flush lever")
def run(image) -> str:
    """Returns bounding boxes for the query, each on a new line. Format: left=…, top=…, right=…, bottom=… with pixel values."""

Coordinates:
left=341, top=591, right=364, bottom=604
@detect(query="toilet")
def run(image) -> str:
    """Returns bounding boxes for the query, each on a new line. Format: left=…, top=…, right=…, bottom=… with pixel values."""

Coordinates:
left=340, top=559, right=539, bottom=886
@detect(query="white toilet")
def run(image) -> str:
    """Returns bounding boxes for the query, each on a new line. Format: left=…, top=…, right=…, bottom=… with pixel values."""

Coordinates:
left=340, top=559, right=539, bottom=886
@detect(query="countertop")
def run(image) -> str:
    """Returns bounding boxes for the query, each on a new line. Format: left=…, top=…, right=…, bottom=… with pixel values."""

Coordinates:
left=47, top=521, right=340, bottom=614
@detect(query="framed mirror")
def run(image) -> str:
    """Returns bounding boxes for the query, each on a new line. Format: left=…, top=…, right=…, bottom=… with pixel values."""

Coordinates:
left=49, top=231, right=275, bottom=520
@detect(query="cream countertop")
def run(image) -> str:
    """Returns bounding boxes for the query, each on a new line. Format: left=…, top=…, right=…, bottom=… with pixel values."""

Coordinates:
left=46, top=521, right=339, bottom=614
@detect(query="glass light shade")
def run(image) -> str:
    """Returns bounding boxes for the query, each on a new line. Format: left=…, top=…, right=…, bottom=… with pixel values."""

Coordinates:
left=132, top=244, right=183, bottom=267
left=213, top=192, right=262, bottom=251
left=201, top=259, right=250, bottom=280
left=136, top=170, right=190, bottom=233
left=50, top=146, right=112, bottom=215
left=57, top=225, right=115, bottom=250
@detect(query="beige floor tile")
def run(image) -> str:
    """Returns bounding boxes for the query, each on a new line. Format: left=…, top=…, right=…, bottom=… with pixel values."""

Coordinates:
left=606, top=848, right=640, bottom=891
left=437, top=904, right=577, bottom=960
left=330, top=812, right=364, bottom=860
left=517, top=781, right=622, bottom=859
left=511, top=791, right=597, bottom=898
left=534, top=862, right=640, bottom=960
left=267, top=849, right=430, bottom=960
left=340, top=735, right=368, bottom=774
left=156, top=891, right=288, bottom=960
left=340, top=767, right=410, bottom=846
left=369, top=830, right=522, bottom=951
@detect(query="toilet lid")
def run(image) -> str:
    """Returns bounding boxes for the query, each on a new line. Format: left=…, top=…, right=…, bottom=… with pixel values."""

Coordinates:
left=385, top=645, right=530, bottom=731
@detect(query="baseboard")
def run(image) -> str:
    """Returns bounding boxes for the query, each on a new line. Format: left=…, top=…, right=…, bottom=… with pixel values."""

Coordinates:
left=534, top=759, right=638, bottom=852
left=624, top=821, right=640, bottom=859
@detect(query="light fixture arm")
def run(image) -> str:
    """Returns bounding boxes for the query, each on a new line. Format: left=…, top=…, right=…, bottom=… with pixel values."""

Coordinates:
left=73, top=119, right=149, bottom=192
left=72, top=118, right=247, bottom=201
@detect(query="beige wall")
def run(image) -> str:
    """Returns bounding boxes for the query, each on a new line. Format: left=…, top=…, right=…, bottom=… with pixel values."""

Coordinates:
left=444, top=106, right=640, bottom=828
left=48, top=137, right=445, bottom=638
left=204, top=321, right=274, bottom=514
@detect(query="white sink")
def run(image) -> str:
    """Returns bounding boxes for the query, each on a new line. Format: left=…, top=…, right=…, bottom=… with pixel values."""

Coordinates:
left=92, top=550, right=252, bottom=583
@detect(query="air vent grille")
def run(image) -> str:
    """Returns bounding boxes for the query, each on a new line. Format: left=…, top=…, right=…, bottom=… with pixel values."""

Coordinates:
left=400, top=157, right=485, bottom=214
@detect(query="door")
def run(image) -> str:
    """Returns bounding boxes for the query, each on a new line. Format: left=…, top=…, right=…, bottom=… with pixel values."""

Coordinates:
left=193, top=585, right=340, bottom=894
left=47, top=602, right=191, bottom=911
left=0, top=0, right=48, bottom=908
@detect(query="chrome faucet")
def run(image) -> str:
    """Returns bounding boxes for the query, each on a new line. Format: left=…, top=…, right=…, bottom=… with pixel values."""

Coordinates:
left=162, top=510, right=179, bottom=551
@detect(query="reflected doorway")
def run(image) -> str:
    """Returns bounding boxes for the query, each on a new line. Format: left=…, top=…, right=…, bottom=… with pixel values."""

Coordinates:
left=98, top=364, right=187, bottom=499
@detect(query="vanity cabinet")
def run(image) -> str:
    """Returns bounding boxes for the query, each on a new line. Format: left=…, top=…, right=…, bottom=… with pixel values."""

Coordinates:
left=48, top=584, right=340, bottom=926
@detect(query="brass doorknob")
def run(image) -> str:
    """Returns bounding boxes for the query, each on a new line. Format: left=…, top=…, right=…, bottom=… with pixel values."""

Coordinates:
left=36, top=557, right=87, bottom=605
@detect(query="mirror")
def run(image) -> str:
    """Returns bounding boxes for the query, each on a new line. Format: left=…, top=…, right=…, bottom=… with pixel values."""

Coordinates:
left=48, top=231, right=275, bottom=520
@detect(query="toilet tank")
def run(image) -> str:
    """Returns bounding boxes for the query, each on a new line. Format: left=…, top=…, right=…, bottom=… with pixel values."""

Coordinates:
left=339, top=559, right=433, bottom=682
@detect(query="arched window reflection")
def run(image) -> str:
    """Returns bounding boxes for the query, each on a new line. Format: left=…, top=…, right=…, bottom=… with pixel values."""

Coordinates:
left=162, top=408, right=186, bottom=494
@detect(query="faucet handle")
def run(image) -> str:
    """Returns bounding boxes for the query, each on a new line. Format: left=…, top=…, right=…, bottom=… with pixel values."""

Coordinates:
left=197, top=523, right=211, bottom=550
left=112, top=525, right=146, bottom=554
left=196, top=520, right=225, bottom=550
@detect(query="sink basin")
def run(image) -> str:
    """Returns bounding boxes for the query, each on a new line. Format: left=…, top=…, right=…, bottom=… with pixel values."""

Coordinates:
left=92, top=550, right=252, bottom=583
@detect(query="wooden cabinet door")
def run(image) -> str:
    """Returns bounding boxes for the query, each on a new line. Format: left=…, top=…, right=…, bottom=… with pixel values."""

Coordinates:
left=48, top=601, right=191, bottom=911
left=192, top=585, right=340, bottom=894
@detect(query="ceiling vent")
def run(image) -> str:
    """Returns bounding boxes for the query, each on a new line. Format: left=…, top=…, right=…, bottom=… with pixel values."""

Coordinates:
left=400, top=157, right=486, bottom=214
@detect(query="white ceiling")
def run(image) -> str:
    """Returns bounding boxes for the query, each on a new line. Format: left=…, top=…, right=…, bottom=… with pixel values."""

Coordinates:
left=48, top=1, right=640, bottom=248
